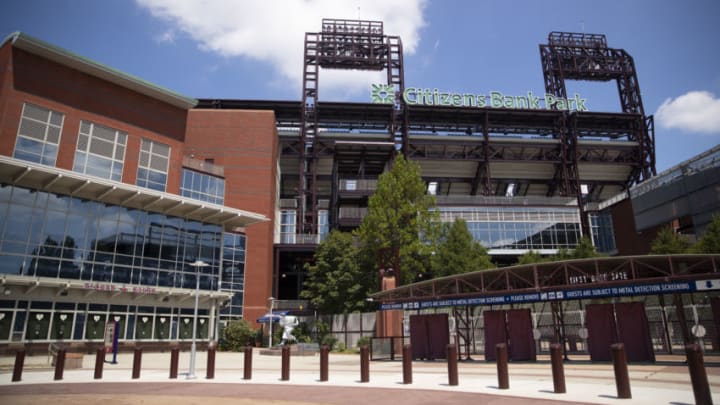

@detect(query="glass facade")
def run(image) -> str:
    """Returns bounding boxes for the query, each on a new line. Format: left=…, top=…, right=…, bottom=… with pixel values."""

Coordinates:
left=180, top=168, right=225, bottom=205
left=280, top=209, right=296, bottom=243
left=219, top=233, right=246, bottom=320
left=0, top=184, right=223, bottom=289
left=589, top=210, right=617, bottom=254
left=136, top=139, right=170, bottom=192
left=0, top=184, right=248, bottom=342
left=73, top=120, right=127, bottom=181
left=13, top=103, right=64, bottom=166
left=438, top=206, right=582, bottom=251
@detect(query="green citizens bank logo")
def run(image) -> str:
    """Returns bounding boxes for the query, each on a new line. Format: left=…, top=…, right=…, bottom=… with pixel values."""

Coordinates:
left=371, top=84, right=396, bottom=104
left=370, top=85, right=589, bottom=111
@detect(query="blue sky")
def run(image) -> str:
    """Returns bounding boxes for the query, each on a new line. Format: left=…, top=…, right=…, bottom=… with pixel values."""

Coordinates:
left=2, top=0, right=719, bottom=172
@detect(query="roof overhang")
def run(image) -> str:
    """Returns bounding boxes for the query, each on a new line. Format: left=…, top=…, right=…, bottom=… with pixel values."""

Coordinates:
left=4, top=32, right=197, bottom=110
left=0, top=274, right=232, bottom=308
left=0, top=156, right=269, bottom=231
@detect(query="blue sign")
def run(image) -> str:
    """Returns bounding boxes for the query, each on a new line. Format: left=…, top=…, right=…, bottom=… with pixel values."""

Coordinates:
left=379, top=279, right=719, bottom=310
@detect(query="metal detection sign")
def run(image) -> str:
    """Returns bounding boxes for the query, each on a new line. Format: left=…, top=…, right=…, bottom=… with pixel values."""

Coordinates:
left=380, top=278, right=720, bottom=310
left=371, top=84, right=589, bottom=111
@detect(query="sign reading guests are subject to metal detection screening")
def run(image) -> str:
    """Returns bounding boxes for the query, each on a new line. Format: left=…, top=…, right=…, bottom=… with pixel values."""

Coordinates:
left=370, top=84, right=589, bottom=111
left=379, top=278, right=720, bottom=310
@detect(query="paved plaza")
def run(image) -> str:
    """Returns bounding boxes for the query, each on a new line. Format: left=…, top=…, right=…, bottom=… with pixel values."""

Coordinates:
left=1, top=350, right=719, bottom=404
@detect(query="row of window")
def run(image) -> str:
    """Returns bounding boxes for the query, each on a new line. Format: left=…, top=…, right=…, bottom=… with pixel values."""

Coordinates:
left=0, top=300, right=211, bottom=341
left=13, top=102, right=224, bottom=203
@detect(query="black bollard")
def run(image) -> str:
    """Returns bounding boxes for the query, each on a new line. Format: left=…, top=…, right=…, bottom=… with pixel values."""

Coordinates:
left=402, top=344, right=412, bottom=384
left=360, top=345, right=370, bottom=383
left=320, top=345, right=329, bottom=382
left=206, top=342, right=216, bottom=379
left=243, top=346, right=253, bottom=380
left=132, top=347, right=142, bottom=379
left=610, top=343, right=631, bottom=399
left=169, top=348, right=179, bottom=379
left=281, top=345, right=291, bottom=381
left=447, top=344, right=458, bottom=386
left=496, top=343, right=509, bottom=389
left=685, top=344, right=713, bottom=405
left=550, top=343, right=566, bottom=394
left=54, top=349, right=66, bottom=381
left=12, top=349, right=25, bottom=382
left=94, top=348, right=104, bottom=379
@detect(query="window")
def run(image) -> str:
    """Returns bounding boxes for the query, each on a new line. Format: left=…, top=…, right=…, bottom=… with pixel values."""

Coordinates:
left=180, top=169, right=225, bottom=204
left=280, top=210, right=296, bottom=243
left=73, top=121, right=127, bottom=181
left=136, top=139, right=170, bottom=192
left=318, top=210, right=329, bottom=241
left=14, top=103, right=64, bottom=166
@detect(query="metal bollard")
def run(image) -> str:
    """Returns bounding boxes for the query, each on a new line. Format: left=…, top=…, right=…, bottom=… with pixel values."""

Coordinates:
left=319, top=345, right=329, bottom=382
left=54, top=349, right=66, bottom=381
left=685, top=344, right=713, bottom=405
left=496, top=343, right=509, bottom=389
left=132, top=348, right=142, bottom=379
left=447, top=344, right=458, bottom=386
left=402, top=344, right=412, bottom=384
left=12, top=349, right=25, bottom=382
left=281, top=345, right=291, bottom=381
left=550, top=343, right=566, bottom=393
left=243, top=346, right=253, bottom=380
left=94, top=348, right=104, bottom=379
left=610, top=343, right=631, bottom=399
left=169, top=348, right=179, bottom=379
left=206, top=343, right=216, bottom=379
left=360, top=345, right=370, bottom=383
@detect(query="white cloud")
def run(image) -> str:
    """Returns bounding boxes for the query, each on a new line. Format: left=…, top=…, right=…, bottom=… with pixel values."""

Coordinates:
left=153, top=29, right=176, bottom=44
left=136, top=0, right=427, bottom=98
left=655, top=91, right=720, bottom=134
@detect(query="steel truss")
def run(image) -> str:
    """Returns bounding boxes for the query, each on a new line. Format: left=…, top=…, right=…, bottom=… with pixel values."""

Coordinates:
left=298, top=19, right=406, bottom=234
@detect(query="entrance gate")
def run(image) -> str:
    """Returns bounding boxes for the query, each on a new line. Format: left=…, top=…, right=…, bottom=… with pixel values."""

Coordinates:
left=586, top=302, right=655, bottom=362
left=483, top=309, right=536, bottom=361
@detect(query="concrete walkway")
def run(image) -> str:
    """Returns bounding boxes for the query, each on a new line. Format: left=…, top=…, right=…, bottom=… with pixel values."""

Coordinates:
left=1, top=350, right=718, bottom=404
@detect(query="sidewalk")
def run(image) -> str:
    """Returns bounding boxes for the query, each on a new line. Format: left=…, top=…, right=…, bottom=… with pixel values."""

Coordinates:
left=1, top=350, right=718, bottom=405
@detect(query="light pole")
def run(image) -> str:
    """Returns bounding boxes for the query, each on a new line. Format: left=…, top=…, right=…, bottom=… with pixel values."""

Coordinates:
left=188, top=259, right=209, bottom=379
left=268, top=296, right=275, bottom=348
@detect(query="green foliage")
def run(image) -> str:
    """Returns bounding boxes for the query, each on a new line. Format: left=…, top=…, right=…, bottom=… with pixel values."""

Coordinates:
left=356, top=336, right=371, bottom=348
left=692, top=215, right=720, bottom=253
left=219, top=319, right=256, bottom=351
left=291, top=322, right=313, bottom=343
left=321, top=334, right=338, bottom=350
left=431, top=218, right=494, bottom=277
left=517, top=250, right=547, bottom=265
left=650, top=226, right=690, bottom=254
left=356, top=153, right=439, bottom=285
left=300, top=231, right=372, bottom=314
left=571, top=236, right=599, bottom=258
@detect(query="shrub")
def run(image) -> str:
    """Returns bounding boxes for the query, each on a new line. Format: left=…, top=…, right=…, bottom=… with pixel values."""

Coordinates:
left=356, top=336, right=371, bottom=348
left=219, top=319, right=256, bottom=351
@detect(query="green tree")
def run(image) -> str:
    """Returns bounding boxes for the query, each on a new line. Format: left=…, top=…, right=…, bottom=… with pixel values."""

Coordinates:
left=692, top=215, right=720, bottom=253
left=571, top=236, right=599, bottom=258
left=219, top=319, right=256, bottom=351
left=355, top=153, right=439, bottom=285
left=431, top=218, right=494, bottom=277
left=517, top=250, right=547, bottom=265
left=650, top=226, right=690, bottom=254
left=300, top=230, right=371, bottom=314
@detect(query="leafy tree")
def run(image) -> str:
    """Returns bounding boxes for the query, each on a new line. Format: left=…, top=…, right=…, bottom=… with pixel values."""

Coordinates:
left=300, top=231, right=371, bottom=314
left=517, top=250, right=547, bottom=265
left=219, top=319, right=256, bottom=351
left=355, top=153, right=439, bottom=285
left=650, top=226, right=690, bottom=254
left=431, top=218, right=494, bottom=277
left=692, top=215, right=720, bottom=253
left=571, top=236, right=599, bottom=258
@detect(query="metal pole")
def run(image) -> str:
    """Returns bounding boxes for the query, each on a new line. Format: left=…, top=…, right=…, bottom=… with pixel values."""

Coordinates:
left=243, top=346, right=253, bottom=380
left=11, top=349, right=25, bottom=382
left=550, top=343, right=566, bottom=393
left=447, top=344, right=458, bottom=386
left=281, top=345, right=291, bottom=381
left=320, top=345, right=329, bottom=382
left=402, top=344, right=412, bottom=384
left=496, top=343, right=509, bottom=389
left=360, top=345, right=370, bottom=382
left=268, top=297, right=274, bottom=348
left=610, top=343, right=631, bottom=399
left=686, top=344, right=713, bottom=405
left=94, top=348, right=104, bottom=379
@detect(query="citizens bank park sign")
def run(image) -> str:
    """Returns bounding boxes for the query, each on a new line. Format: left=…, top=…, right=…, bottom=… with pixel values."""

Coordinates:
left=371, top=84, right=589, bottom=111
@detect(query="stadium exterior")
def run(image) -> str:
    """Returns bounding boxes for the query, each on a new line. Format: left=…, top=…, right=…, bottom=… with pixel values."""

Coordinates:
left=0, top=20, right=717, bottom=352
